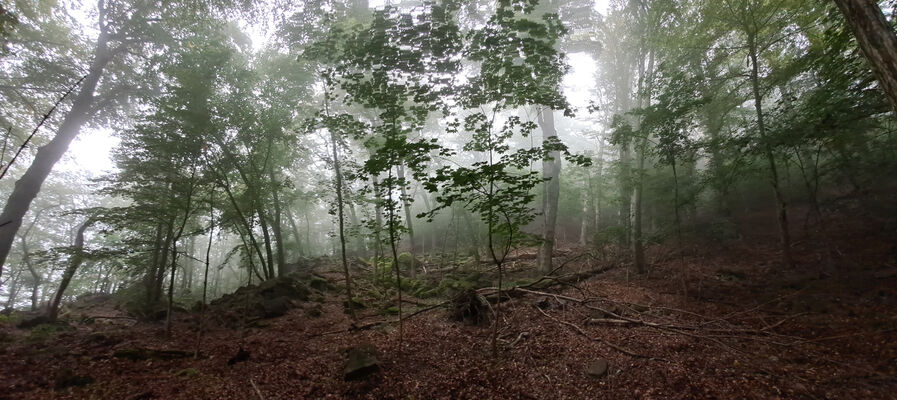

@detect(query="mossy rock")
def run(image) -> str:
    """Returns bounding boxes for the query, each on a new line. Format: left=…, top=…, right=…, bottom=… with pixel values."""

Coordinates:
left=309, top=275, right=334, bottom=292
left=25, top=322, right=71, bottom=342
left=343, top=298, right=366, bottom=313
left=344, top=343, right=380, bottom=381
left=258, top=277, right=311, bottom=301
left=305, top=304, right=323, bottom=318
left=259, top=296, right=294, bottom=318
left=397, top=252, right=424, bottom=269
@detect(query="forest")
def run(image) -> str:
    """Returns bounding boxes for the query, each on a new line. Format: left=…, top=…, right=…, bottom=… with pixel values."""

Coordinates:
left=0, top=0, right=896, bottom=398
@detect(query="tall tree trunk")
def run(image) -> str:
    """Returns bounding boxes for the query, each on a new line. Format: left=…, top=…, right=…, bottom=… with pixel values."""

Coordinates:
left=153, top=222, right=174, bottom=303
left=4, top=267, right=22, bottom=309
left=833, top=0, right=897, bottom=114
left=195, top=193, right=214, bottom=358
left=256, top=210, right=276, bottom=280
left=48, top=217, right=93, bottom=321
left=269, top=168, right=286, bottom=276
left=330, top=128, right=355, bottom=320
left=579, top=168, right=590, bottom=247
left=0, top=31, right=112, bottom=278
left=372, top=175, right=385, bottom=261
left=21, top=236, right=39, bottom=311
left=630, top=44, right=655, bottom=275
left=285, top=207, right=303, bottom=258
left=146, top=222, right=165, bottom=302
left=536, top=109, right=561, bottom=274
left=396, top=164, right=417, bottom=276
left=748, top=35, right=794, bottom=268
left=348, top=202, right=365, bottom=256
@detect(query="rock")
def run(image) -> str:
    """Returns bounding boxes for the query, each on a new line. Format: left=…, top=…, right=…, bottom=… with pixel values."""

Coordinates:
left=344, top=343, right=380, bottom=380
left=54, top=368, right=94, bottom=389
left=17, top=315, right=51, bottom=329
left=309, top=275, right=334, bottom=292
left=227, top=347, right=251, bottom=366
left=305, top=304, right=323, bottom=317
left=586, top=359, right=609, bottom=378
left=260, top=296, right=294, bottom=318
left=258, top=277, right=310, bottom=301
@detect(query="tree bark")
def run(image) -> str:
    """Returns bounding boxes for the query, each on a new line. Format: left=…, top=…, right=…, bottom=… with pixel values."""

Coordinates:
left=48, top=217, right=93, bottom=321
left=536, top=109, right=561, bottom=274
left=833, top=0, right=897, bottom=114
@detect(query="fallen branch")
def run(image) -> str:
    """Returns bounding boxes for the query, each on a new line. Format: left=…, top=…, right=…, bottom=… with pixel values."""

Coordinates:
left=536, top=306, right=662, bottom=361
left=250, top=378, right=265, bottom=400
left=312, top=299, right=452, bottom=338
left=587, top=318, right=633, bottom=326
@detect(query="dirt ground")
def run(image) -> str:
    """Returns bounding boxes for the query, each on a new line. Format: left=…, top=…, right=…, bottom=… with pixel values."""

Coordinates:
left=1, top=214, right=896, bottom=399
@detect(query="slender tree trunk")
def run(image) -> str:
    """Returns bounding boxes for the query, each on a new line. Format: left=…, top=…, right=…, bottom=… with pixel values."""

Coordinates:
left=256, top=210, right=276, bottom=280
left=153, top=222, right=174, bottom=303
left=386, top=168, right=403, bottom=343
left=748, top=35, right=794, bottom=268
left=631, top=148, right=647, bottom=274
left=330, top=129, right=355, bottom=321
left=671, top=160, right=683, bottom=245
left=22, top=237, right=39, bottom=311
left=372, top=175, right=385, bottom=261
left=0, top=32, right=113, bottom=278
left=219, top=178, right=268, bottom=273
left=630, top=46, right=655, bottom=275
left=146, top=222, right=165, bottom=302
left=579, top=168, right=589, bottom=247
left=269, top=168, right=286, bottom=277
left=195, top=193, right=214, bottom=358
left=47, top=217, right=92, bottom=321
left=396, top=164, right=417, bottom=276
left=4, top=267, right=22, bottom=309
left=166, top=170, right=197, bottom=338
left=536, top=109, right=561, bottom=274
left=348, top=202, right=365, bottom=256
left=285, top=207, right=303, bottom=258
left=833, top=0, right=897, bottom=114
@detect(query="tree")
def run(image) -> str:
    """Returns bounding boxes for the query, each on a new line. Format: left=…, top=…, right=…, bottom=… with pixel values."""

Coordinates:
left=832, top=0, right=897, bottom=114
left=0, top=0, right=248, bottom=280
left=426, top=0, right=586, bottom=357
left=47, top=216, right=94, bottom=321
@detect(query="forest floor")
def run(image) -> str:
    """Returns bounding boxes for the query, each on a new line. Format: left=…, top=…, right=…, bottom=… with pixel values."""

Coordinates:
left=1, top=214, right=897, bottom=399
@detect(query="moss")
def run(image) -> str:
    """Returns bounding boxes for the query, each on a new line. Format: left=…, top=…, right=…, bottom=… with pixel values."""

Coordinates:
left=26, top=323, right=70, bottom=342
left=175, top=368, right=200, bottom=378
left=0, top=312, right=21, bottom=325
left=343, top=297, right=367, bottom=312
left=382, top=306, right=401, bottom=315
left=309, top=275, right=333, bottom=292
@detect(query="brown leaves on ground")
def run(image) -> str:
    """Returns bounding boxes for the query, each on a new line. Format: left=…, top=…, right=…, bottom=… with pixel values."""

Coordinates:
left=2, top=222, right=897, bottom=399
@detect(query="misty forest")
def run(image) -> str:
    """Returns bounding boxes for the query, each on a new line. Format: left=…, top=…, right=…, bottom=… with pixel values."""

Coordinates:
left=0, top=0, right=896, bottom=398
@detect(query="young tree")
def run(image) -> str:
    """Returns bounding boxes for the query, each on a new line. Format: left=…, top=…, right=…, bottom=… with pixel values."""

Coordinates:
left=426, top=0, right=586, bottom=357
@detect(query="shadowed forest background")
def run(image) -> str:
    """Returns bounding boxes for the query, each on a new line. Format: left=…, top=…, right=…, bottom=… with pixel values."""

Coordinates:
left=0, top=0, right=896, bottom=399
